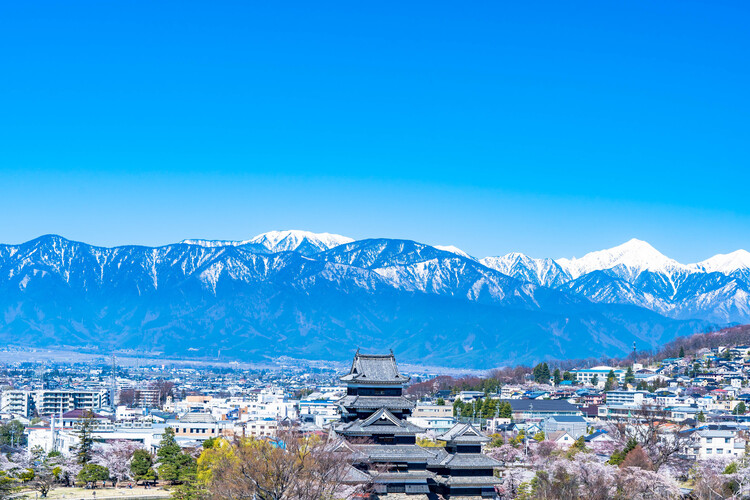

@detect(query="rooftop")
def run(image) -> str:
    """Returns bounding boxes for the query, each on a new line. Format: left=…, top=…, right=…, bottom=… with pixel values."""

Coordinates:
left=340, top=351, right=410, bottom=385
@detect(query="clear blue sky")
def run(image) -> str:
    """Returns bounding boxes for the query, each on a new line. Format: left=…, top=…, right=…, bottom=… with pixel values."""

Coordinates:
left=1, top=1, right=748, bottom=262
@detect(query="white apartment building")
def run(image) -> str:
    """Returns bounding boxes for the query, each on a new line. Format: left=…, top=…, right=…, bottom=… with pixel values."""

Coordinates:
left=298, top=399, right=339, bottom=427
left=412, top=404, right=453, bottom=419
left=605, top=391, right=648, bottom=406
left=2, top=389, right=110, bottom=417
left=572, top=367, right=626, bottom=386
left=33, top=389, right=110, bottom=415
left=1, top=390, right=33, bottom=417
left=685, top=429, right=746, bottom=460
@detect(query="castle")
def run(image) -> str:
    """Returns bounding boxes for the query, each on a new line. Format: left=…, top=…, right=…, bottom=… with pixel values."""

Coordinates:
left=333, top=351, right=501, bottom=498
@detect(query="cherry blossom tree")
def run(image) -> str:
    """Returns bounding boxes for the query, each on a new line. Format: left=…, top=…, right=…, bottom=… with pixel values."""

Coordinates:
left=615, top=467, right=681, bottom=499
left=93, top=440, right=141, bottom=486
left=487, top=444, right=521, bottom=465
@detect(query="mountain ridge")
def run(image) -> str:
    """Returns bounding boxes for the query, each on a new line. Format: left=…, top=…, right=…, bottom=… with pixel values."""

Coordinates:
left=0, top=232, right=746, bottom=367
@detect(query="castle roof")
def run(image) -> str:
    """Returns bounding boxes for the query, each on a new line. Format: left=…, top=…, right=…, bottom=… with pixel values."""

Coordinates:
left=340, top=395, right=415, bottom=410
left=340, top=352, right=410, bottom=385
left=436, top=422, right=489, bottom=444
left=336, top=407, right=424, bottom=436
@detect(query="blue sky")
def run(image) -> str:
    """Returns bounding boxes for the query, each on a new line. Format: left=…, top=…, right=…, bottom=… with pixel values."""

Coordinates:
left=1, top=1, right=748, bottom=262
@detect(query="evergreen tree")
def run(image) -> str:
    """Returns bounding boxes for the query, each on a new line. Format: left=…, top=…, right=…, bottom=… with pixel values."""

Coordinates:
left=736, top=402, right=746, bottom=415
left=75, top=412, right=96, bottom=465
left=562, top=371, right=574, bottom=382
left=157, top=427, right=185, bottom=484
left=591, top=375, right=599, bottom=387
left=624, top=366, right=635, bottom=386
left=436, top=397, right=445, bottom=406
left=553, top=368, right=561, bottom=385
left=77, top=464, right=109, bottom=487
left=533, top=363, right=551, bottom=383
left=679, top=346, right=685, bottom=358
left=697, top=411, right=706, bottom=422
left=498, top=402, right=512, bottom=419
left=131, top=449, right=157, bottom=485
left=603, top=370, right=617, bottom=391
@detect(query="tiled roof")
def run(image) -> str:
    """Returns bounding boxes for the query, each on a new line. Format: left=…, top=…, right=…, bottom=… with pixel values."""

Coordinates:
left=178, top=412, right=216, bottom=423
left=438, top=453, right=501, bottom=469
left=336, top=408, right=424, bottom=436
left=354, top=444, right=438, bottom=462
left=371, top=471, right=436, bottom=483
left=438, top=475, right=503, bottom=486
left=340, top=352, right=410, bottom=385
left=340, top=395, right=415, bottom=409
left=436, top=422, right=489, bottom=443
left=342, top=465, right=372, bottom=484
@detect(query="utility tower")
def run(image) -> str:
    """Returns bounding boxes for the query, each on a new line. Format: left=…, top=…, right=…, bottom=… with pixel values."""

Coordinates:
left=111, top=354, right=117, bottom=408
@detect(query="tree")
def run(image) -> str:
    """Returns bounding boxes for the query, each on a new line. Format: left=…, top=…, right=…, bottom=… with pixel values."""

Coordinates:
left=533, top=363, right=551, bottom=384
left=498, top=401, right=512, bottom=419
left=563, top=371, right=574, bottom=382
left=28, top=448, right=60, bottom=498
left=436, top=397, right=445, bottom=406
left=619, top=445, right=654, bottom=470
left=94, top=440, right=140, bottom=486
left=553, top=368, right=562, bottom=385
left=604, top=370, right=617, bottom=391
left=130, top=450, right=157, bottom=485
left=608, top=437, right=638, bottom=466
left=591, top=375, right=599, bottom=387
left=624, top=366, right=635, bottom=386
left=157, top=428, right=195, bottom=484
left=736, top=402, right=746, bottom=415
left=607, top=405, right=691, bottom=472
left=697, top=411, right=706, bottom=422
left=679, top=346, right=685, bottom=358
left=0, top=421, right=26, bottom=447
left=198, top=431, right=352, bottom=500
left=77, top=464, right=110, bottom=487
left=74, top=412, right=96, bottom=465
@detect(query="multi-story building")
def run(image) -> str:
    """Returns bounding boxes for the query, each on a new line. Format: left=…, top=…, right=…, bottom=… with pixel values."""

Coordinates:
left=2, top=389, right=110, bottom=417
left=32, top=389, right=110, bottom=416
left=571, top=366, right=626, bottom=386
left=605, top=391, right=648, bottom=406
left=684, top=429, right=746, bottom=459
left=412, top=403, right=453, bottom=419
left=333, top=351, right=501, bottom=498
left=1, top=390, right=33, bottom=418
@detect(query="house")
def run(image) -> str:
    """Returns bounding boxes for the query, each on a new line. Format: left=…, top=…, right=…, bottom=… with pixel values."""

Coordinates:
left=547, top=430, right=576, bottom=448
left=545, top=416, right=587, bottom=439
left=584, top=429, right=614, bottom=445
left=684, top=428, right=746, bottom=460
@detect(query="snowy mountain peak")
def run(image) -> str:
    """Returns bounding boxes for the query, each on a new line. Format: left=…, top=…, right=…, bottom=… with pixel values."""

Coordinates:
left=434, top=245, right=473, bottom=259
left=480, top=252, right=571, bottom=287
left=181, top=238, right=253, bottom=247
left=691, top=249, right=750, bottom=274
left=556, top=238, right=686, bottom=280
left=249, top=230, right=353, bottom=255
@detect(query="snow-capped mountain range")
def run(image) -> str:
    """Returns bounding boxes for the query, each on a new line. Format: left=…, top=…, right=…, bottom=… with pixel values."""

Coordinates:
left=0, top=231, right=745, bottom=367
left=481, top=238, right=750, bottom=324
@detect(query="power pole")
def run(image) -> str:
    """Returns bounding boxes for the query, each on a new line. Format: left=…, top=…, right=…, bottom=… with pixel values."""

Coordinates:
left=111, top=354, right=117, bottom=408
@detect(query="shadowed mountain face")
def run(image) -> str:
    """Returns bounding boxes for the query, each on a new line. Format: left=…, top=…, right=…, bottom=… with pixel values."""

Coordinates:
left=0, top=234, right=720, bottom=367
